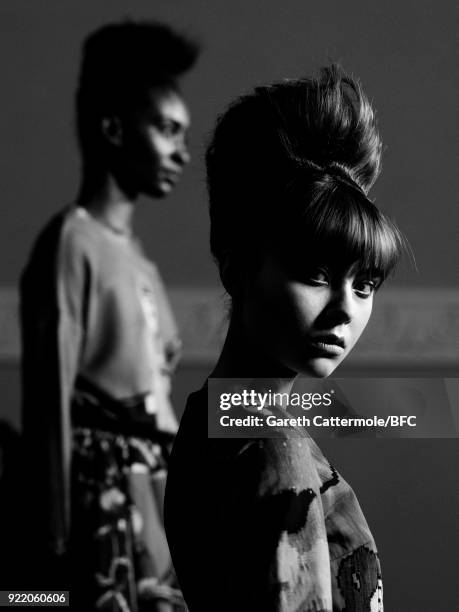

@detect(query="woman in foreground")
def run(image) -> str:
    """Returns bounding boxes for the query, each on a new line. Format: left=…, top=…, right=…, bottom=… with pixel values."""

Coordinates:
left=165, top=66, right=403, bottom=611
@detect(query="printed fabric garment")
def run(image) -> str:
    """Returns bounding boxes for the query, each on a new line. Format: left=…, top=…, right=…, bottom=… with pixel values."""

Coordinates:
left=71, top=426, right=185, bottom=611
left=20, top=205, right=182, bottom=610
left=165, top=386, right=383, bottom=612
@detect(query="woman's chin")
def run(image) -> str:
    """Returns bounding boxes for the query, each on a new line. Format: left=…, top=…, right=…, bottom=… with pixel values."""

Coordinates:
left=298, top=356, right=340, bottom=378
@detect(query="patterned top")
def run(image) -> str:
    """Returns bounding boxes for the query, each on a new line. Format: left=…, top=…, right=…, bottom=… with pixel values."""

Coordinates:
left=21, top=205, right=181, bottom=555
left=165, top=386, right=383, bottom=611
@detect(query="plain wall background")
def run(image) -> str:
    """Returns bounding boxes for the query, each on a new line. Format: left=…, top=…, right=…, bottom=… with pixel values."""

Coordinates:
left=0, top=1, right=458, bottom=610
left=1, top=0, right=458, bottom=287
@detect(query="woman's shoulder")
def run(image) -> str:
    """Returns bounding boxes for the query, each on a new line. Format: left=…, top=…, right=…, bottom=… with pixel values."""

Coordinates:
left=22, top=206, right=82, bottom=279
left=171, top=385, right=259, bottom=466
left=59, top=206, right=106, bottom=253
left=27, top=206, right=100, bottom=263
left=174, top=386, right=349, bottom=495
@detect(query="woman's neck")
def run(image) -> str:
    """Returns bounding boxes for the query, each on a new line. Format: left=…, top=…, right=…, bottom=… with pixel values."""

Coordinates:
left=77, top=171, right=137, bottom=236
left=210, top=313, right=296, bottom=395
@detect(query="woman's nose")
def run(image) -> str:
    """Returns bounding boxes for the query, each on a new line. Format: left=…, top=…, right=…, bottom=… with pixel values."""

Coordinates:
left=173, top=141, right=191, bottom=166
left=323, top=285, right=354, bottom=327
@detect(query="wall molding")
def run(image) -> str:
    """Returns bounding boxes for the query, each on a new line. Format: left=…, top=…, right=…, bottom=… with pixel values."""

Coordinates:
left=1, top=286, right=458, bottom=366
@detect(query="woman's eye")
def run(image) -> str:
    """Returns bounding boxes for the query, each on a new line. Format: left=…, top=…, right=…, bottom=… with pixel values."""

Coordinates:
left=353, top=279, right=376, bottom=298
left=160, top=124, right=175, bottom=136
left=155, top=121, right=177, bottom=137
left=307, top=269, right=329, bottom=286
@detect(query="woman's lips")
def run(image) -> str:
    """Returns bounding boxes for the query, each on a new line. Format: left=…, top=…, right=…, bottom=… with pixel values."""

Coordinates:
left=309, top=335, right=346, bottom=356
left=312, top=342, right=344, bottom=356
left=161, top=173, right=179, bottom=186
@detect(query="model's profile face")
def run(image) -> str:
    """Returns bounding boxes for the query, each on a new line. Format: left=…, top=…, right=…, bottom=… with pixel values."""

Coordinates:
left=121, top=87, right=191, bottom=198
left=242, top=255, right=377, bottom=377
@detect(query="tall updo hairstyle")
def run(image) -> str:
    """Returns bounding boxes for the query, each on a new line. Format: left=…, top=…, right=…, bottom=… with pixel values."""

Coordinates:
left=206, top=65, right=403, bottom=299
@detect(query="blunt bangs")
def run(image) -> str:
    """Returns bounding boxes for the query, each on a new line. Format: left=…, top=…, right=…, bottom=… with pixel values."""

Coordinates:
left=280, top=180, right=403, bottom=282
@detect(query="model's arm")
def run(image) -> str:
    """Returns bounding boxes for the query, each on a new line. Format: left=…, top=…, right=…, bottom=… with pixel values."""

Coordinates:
left=147, top=264, right=181, bottom=435
left=21, top=217, right=88, bottom=556
left=228, top=437, right=333, bottom=612
left=150, top=264, right=182, bottom=374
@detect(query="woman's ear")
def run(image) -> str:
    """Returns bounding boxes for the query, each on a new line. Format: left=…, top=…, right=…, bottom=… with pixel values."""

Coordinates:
left=101, top=116, right=123, bottom=147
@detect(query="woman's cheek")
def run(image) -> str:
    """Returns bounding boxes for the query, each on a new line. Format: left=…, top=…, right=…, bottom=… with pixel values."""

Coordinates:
left=348, top=300, right=373, bottom=350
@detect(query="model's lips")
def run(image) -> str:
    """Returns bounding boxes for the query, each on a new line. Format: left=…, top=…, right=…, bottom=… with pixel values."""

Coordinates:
left=161, top=174, right=179, bottom=186
left=157, top=169, right=182, bottom=189
left=163, top=168, right=182, bottom=180
left=309, top=334, right=346, bottom=356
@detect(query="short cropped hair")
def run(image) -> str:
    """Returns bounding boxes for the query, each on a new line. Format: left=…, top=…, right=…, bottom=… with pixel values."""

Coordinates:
left=207, top=65, right=403, bottom=293
left=76, top=20, right=199, bottom=168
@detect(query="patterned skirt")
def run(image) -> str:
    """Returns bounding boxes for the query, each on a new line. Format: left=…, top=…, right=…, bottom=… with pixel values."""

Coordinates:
left=70, top=380, right=186, bottom=612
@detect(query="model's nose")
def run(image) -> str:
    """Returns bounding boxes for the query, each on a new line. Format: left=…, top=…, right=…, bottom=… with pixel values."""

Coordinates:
left=322, top=285, right=354, bottom=327
left=173, top=141, right=191, bottom=166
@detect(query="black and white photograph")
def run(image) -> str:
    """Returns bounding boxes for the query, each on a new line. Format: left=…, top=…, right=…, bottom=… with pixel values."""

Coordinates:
left=0, top=1, right=457, bottom=610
